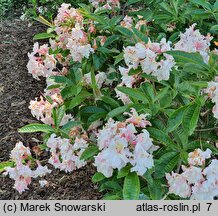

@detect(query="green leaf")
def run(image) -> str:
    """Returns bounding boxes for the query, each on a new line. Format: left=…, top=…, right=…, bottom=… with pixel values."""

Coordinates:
left=33, top=32, right=56, bottom=40
left=103, top=35, right=120, bottom=47
left=100, top=181, right=122, bottom=192
left=117, top=86, right=149, bottom=103
left=143, top=169, right=154, bottom=185
left=155, top=87, right=170, bottom=101
left=80, top=106, right=106, bottom=116
left=19, top=124, right=54, bottom=133
left=132, top=27, right=148, bottom=43
left=166, top=51, right=207, bottom=67
left=141, top=82, right=155, bottom=102
left=47, top=84, right=61, bottom=90
left=127, top=0, right=141, bottom=6
left=61, top=85, right=82, bottom=99
left=101, top=95, right=120, bottom=108
left=159, top=2, right=176, bottom=15
left=117, top=165, right=131, bottom=179
left=123, top=172, right=140, bottom=200
left=211, top=25, right=218, bottom=31
left=92, top=172, right=106, bottom=183
left=66, top=91, right=92, bottom=110
left=185, top=141, right=218, bottom=155
left=148, top=180, right=163, bottom=200
left=80, top=145, right=99, bottom=161
left=106, top=105, right=130, bottom=119
left=190, top=0, right=212, bottom=10
left=87, top=112, right=107, bottom=123
left=56, top=105, right=66, bottom=127
left=0, top=161, right=14, bottom=173
left=155, top=152, right=179, bottom=178
left=62, top=121, right=81, bottom=130
left=103, top=194, right=121, bottom=200
left=167, top=106, right=187, bottom=132
left=114, top=52, right=124, bottom=65
left=182, top=103, right=201, bottom=135
left=115, top=26, right=134, bottom=37
left=147, top=128, right=178, bottom=150
left=49, top=76, right=73, bottom=84
left=93, top=54, right=107, bottom=70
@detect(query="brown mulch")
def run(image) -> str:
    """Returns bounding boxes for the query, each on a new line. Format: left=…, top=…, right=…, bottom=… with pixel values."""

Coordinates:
left=0, top=18, right=102, bottom=200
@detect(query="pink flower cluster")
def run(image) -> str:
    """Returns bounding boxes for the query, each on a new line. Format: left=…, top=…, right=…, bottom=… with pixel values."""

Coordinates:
left=53, top=3, right=93, bottom=63
left=27, top=3, right=94, bottom=80
left=166, top=148, right=218, bottom=200
left=89, top=0, right=120, bottom=10
left=121, top=15, right=147, bottom=31
left=94, top=108, right=159, bottom=177
left=123, top=39, right=175, bottom=82
left=4, top=142, right=51, bottom=194
left=47, top=134, right=88, bottom=173
left=206, top=80, right=218, bottom=119
left=174, top=24, right=212, bottom=63
left=29, top=95, right=72, bottom=126
left=83, top=71, right=107, bottom=88
left=27, top=43, right=57, bottom=80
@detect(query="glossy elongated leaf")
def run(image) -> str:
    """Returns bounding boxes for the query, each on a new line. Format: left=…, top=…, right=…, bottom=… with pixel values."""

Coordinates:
left=80, top=106, right=106, bottom=115
left=103, top=35, right=120, bottom=47
left=167, top=106, right=187, bottom=132
left=56, top=105, right=66, bottom=127
left=115, top=26, right=134, bottom=37
left=185, top=141, right=218, bottom=155
left=0, top=161, right=14, bottom=172
left=132, top=27, right=148, bottom=43
left=100, top=181, right=122, bottom=192
left=87, top=112, right=107, bottom=123
left=117, top=87, right=149, bottom=103
left=66, top=91, right=92, bottom=110
left=114, top=52, right=124, bottom=65
left=103, top=194, right=121, bottom=200
left=166, top=51, right=206, bottom=67
left=211, top=25, right=218, bottom=31
left=92, top=172, right=106, bottom=183
left=182, top=103, right=201, bottom=135
left=141, top=82, right=155, bottom=102
left=159, top=2, right=175, bottom=15
left=155, top=87, right=170, bottom=101
left=19, top=124, right=54, bottom=133
left=49, top=76, right=73, bottom=84
left=61, top=121, right=81, bottom=131
left=123, top=172, right=140, bottom=200
left=101, top=95, right=120, bottom=108
left=190, top=0, right=212, bottom=10
left=148, top=180, right=163, bottom=200
left=117, top=165, right=131, bottom=179
left=80, top=145, right=99, bottom=161
left=155, top=152, right=179, bottom=178
left=147, top=128, right=177, bottom=150
left=127, top=0, right=141, bottom=5
left=106, top=105, right=130, bottom=119
left=33, top=32, right=56, bottom=40
left=61, top=85, right=82, bottom=99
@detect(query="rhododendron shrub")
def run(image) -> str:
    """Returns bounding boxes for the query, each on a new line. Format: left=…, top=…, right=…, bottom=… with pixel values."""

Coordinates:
left=1, top=1, right=218, bottom=200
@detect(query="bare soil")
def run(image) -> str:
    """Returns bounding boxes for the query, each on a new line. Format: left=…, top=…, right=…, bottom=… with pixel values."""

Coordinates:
left=0, top=18, right=102, bottom=200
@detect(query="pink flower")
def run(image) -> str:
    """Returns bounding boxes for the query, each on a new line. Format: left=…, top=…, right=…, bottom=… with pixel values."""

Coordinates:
left=188, top=148, right=212, bottom=166
left=166, top=172, right=191, bottom=198
left=124, top=108, right=151, bottom=128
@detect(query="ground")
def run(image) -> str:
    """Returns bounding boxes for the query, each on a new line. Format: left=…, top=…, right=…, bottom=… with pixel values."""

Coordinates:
left=0, top=18, right=102, bottom=200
